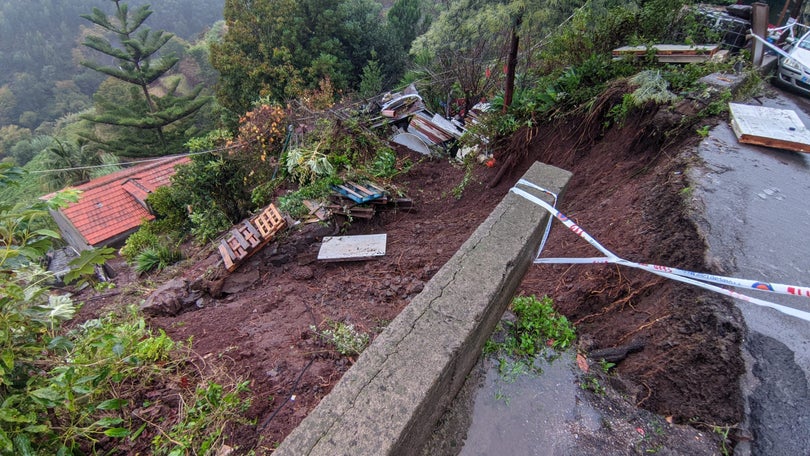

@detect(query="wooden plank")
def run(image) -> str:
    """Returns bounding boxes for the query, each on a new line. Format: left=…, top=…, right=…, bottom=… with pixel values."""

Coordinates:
left=348, top=181, right=375, bottom=195
left=243, top=220, right=262, bottom=241
left=227, top=237, right=247, bottom=259
left=337, top=184, right=365, bottom=200
left=366, top=182, right=385, bottom=195
left=333, top=183, right=384, bottom=204
left=612, top=44, right=718, bottom=56
left=218, top=203, right=285, bottom=273
left=253, top=204, right=285, bottom=239
left=303, top=199, right=322, bottom=214
left=219, top=242, right=236, bottom=271
left=231, top=229, right=250, bottom=250
left=656, top=54, right=716, bottom=63
left=318, top=234, right=387, bottom=262
left=729, top=103, right=810, bottom=153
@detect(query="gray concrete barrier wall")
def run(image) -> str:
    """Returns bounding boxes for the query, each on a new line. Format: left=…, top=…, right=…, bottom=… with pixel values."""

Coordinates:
left=274, top=162, right=572, bottom=456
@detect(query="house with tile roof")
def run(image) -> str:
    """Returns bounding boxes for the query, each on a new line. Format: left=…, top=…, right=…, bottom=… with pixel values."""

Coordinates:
left=45, top=155, right=190, bottom=250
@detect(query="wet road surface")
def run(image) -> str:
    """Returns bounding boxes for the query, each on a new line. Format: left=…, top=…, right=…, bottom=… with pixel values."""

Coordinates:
left=691, top=87, right=810, bottom=455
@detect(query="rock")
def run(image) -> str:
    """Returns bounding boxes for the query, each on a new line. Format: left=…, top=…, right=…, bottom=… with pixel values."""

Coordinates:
left=222, top=269, right=260, bottom=294
left=141, top=278, right=200, bottom=316
left=406, top=281, right=424, bottom=296
left=297, top=222, right=337, bottom=245
left=588, top=340, right=645, bottom=364
left=204, top=278, right=226, bottom=298
left=216, top=444, right=234, bottom=456
left=291, top=265, right=314, bottom=281
left=268, top=253, right=292, bottom=266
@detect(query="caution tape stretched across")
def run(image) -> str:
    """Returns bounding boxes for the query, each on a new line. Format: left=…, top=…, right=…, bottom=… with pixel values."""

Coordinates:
left=510, top=179, right=810, bottom=323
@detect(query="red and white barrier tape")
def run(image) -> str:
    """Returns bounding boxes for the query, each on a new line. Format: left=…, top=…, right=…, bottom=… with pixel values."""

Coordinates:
left=511, top=179, right=810, bottom=322
left=751, top=33, right=810, bottom=74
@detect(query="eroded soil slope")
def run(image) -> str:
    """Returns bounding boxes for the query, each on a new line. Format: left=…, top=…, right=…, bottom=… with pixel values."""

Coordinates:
left=77, top=108, right=745, bottom=453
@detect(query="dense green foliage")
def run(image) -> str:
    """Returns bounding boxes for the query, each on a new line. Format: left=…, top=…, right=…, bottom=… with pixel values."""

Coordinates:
left=211, top=0, right=429, bottom=114
left=0, top=164, right=250, bottom=455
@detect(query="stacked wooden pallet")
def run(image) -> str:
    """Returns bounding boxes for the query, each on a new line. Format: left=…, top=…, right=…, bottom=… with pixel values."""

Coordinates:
left=218, top=204, right=286, bottom=272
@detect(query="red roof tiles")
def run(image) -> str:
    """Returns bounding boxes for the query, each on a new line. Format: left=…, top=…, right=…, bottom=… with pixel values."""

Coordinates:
left=57, top=156, right=189, bottom=246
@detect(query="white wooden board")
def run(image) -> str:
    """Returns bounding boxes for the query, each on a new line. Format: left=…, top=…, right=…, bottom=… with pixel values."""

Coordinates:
left=318, top=234, right=387, bottom=262
left=728, top=103, right=810, bottom=153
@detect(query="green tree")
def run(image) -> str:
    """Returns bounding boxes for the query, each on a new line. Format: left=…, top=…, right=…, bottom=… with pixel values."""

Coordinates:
left=411, top=0, right=511, bottom=115
left=10, top=135, right=52, bottom=168
left=212, top=0, right=399, bottom=114
left=387, top=0, right=433, bottom=49
left=0, top=86, right=16, bottom=126
left=40, top=138, right=103, bottom=191
left=79, top=0, right=212, bottom=156
left=412, top=0, right=586, bottom=115
left=359, top=57, right=384, bottom=99
left=210, top=0, right=303, bottom=114
left=0, top=125, right=31, bottom=161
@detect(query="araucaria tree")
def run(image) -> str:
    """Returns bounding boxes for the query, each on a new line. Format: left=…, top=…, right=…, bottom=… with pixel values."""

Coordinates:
left=80, top=0, right=211, bottom=157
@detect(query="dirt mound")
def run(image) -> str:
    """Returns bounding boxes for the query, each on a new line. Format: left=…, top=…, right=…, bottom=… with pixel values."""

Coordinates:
left=514, top=110, right=745, bottom=427
left=76, top=107, right=744, bottom=453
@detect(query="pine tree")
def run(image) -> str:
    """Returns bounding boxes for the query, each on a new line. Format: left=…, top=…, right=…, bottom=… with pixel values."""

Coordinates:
left=79, top=0, right=211, bottom=157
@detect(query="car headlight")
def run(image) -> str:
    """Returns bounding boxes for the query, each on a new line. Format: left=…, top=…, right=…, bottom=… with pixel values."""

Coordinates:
left=782, top=57, right=803, bottom=72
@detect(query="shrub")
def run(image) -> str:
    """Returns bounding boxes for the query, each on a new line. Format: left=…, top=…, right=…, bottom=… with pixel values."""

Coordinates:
left=120, top=223, right=161, bottom=261
left=134, top=245, right=182, bottom=275
left=189, top=206, right=231, bottom=244
left=370, top=148, right=411, bottom=179
left=146, top=186, right=190, bottom=233
left=277, top=176, right=341, bottom=219
left=310, top=320, right=370, bottom=357
left=63, top=247, right=116, bottom=287
left=484, top=295, right=576, bottom=378
left=511, top=295, right=576, bottom=355
left=152, top=380, right=252, bottom=455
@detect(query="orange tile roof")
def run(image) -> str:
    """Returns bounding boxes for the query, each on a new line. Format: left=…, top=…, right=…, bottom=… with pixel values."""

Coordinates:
left=57, top=156, right=190, bottom=246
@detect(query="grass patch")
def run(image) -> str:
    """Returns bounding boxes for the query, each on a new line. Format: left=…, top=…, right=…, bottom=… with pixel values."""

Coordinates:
left=484, top=295, right=576, bottom=379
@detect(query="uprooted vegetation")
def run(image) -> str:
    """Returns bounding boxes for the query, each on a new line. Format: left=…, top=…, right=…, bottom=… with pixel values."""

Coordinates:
left=0, top=0, right=760, bottom=454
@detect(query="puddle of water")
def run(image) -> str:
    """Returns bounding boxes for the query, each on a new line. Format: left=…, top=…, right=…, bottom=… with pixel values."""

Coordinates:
left=459, top=351, right=602, bottom=456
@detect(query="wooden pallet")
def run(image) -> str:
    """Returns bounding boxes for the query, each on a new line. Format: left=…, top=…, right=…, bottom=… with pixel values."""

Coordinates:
left=332, top=181, right=386, bottom=203
left=219, top=204, right=286, bottom=272
left=252, top=203, right=285, bottom=238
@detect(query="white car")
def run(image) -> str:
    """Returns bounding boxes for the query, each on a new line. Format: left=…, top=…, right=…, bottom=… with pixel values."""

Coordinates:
left=776, top=30, right=810, bottom=96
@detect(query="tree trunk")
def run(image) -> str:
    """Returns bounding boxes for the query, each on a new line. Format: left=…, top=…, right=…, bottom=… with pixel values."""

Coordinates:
left=503, top=16, right=522, bottom=113
left=138, top=83, right=167, bottom=150
left=792, top=0, right=805, bottom=19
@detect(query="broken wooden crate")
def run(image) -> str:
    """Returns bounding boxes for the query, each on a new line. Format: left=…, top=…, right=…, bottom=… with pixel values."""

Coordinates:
left=218, top=204, right=286, bottom=272
left=327, top=195, right=377, bottom=220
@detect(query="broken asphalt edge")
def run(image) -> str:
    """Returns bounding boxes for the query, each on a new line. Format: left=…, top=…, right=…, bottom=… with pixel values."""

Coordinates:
left=274, top=161, right=573, bottom=456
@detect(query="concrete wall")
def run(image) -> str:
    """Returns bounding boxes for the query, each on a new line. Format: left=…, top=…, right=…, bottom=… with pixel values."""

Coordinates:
left=275, top=162, right=572, bottom=456
left=48, top=209, right=90, bottom=252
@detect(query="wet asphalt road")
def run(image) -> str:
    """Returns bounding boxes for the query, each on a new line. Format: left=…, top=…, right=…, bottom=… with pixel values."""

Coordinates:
left=690, top=87, right=810, bottom=455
